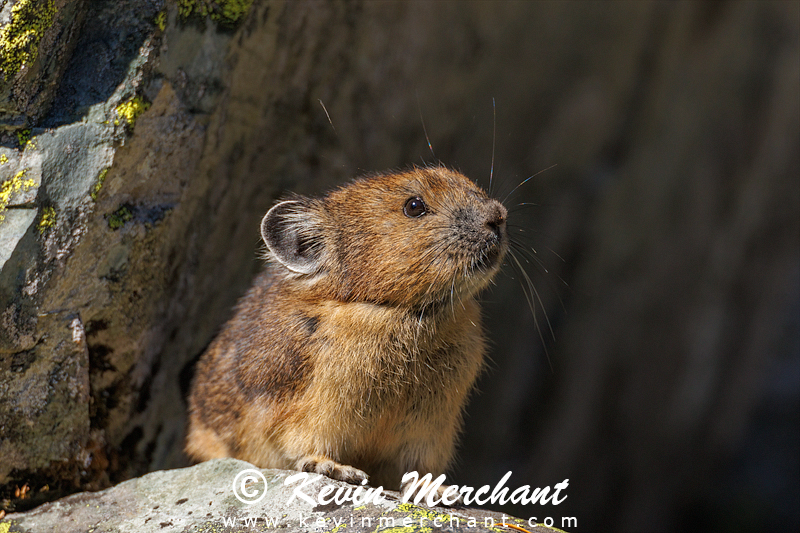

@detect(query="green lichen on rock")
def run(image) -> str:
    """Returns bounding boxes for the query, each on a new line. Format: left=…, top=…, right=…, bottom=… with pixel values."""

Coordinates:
left=0, top=168, right=34, bottom=222
left=387, top=503, right=459, bottom=533
left=38, top=205, right=55, bottom=232
left=155, top=10, right=167, bottom=31
left=90, top=167, right=109, bottom=201
left=0, top=0, right=57, bottom=78
left=15, top=128, right=31, bottom=146
left=177, top=0, right=253, bottom=27
left=106, top=205, right=133, bottom=230
left=114, top=97, right=150, bottom=128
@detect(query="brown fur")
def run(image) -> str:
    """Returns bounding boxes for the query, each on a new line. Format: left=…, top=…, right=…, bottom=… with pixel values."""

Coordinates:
left=186, top=166, right=508, bottom=490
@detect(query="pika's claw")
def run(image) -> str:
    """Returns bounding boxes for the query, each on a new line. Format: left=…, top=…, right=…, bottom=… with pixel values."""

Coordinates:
left=297, top=456, right=369, bottom=484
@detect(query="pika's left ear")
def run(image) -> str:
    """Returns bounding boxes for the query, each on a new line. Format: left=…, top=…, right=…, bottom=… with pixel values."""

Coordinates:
left=261, top=199, right=324, bottom=274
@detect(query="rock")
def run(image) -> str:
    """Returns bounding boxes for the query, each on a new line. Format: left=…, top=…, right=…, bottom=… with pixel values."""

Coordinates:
left=0, top=209, right=35, bottom=268
left=0, top=0, right=165, bottom=495
left=0, top=459, right=567, bottom=533
left=0, top=0, right=87, bottom=131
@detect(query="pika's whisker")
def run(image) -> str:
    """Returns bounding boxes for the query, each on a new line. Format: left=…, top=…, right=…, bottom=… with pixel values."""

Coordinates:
left=318, top=99, right=336, bottom=132
left=509, top=241, right=547, bottom=272
left=508, top=249, right=554, bottom=372
left=489, top=97, right=496, bottom=196
left=507, top=203, right=542, bottom=214
left=509, top=241, right=569, bottom=312
left=509, top=232, right=568, bottom=267
left=416, top=90, right=436, bottom=162
left=501, top=164, right=557, bottom=204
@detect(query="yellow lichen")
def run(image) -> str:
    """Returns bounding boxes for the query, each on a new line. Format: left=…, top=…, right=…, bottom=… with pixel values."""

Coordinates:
left=16, top=129, right=31, bottom=146
left=106, top=205, right=133, bottom=230
left=155, top=10, right=167, bottom=31
left=90, top=167, right=109, bottom=201
left=0, top=0, right=57, bottom=77
left=0, top=154, right=8, bottom=164
left=376, top=503, right=458, bottom=533
left=38, top=206, right=55, bottom=233
left=395, top=503, right=452, bottom=524
left=178, top=0, right=253, bottom=27
left=327, top=522, right=347, bottom=533
left=114, top=97, right=150, bottom=128
left=0, top=168, right=35, bottom=222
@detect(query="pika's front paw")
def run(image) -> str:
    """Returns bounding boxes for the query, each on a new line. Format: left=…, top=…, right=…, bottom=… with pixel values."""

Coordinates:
left=296, top=456, right=369, bottom=484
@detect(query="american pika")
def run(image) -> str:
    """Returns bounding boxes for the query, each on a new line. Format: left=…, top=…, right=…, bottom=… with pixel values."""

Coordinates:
left=186, top=166, right=508, bottom=492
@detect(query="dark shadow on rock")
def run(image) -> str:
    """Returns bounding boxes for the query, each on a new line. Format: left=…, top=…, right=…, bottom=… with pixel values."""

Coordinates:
left=39, top=0, right=162, bottom=129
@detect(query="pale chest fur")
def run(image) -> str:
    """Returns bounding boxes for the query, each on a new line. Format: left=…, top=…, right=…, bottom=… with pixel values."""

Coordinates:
left=287, top=298, right=486, bottom=456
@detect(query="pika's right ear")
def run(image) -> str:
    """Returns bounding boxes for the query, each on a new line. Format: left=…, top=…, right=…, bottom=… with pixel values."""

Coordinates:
left=261, top=200, right=323, bottom=274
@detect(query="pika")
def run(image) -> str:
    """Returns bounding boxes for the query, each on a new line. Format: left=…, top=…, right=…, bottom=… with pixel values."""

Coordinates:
left=186, top=166, right=508, bottom=493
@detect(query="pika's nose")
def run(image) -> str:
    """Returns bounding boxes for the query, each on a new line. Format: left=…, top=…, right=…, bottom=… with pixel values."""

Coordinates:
left=484, top=201, right=507, bottom=237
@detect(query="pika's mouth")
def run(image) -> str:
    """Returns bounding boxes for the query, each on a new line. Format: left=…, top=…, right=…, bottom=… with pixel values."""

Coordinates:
left=469, top=229, right=507, bottom=278
left=449, top=199, right=508, bottom=276
left=476, top=239, right=506, bottom=271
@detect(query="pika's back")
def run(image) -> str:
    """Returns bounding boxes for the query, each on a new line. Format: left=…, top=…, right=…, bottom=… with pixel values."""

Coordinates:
left=187, top=166, right=508, bottom=489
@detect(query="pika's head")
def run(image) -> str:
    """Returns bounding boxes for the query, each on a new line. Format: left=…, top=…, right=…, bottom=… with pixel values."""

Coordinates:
left=261, top=166, right=508, bottom=308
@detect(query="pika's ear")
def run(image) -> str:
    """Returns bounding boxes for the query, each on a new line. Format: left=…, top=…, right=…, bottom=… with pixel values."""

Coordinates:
left=261, top=200, right=324, bottom=274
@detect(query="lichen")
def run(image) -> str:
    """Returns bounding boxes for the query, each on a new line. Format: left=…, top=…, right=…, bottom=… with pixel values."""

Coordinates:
left=395, top=503, right=452, bottom=523
left=327, top=521, right=347, bottom=533
left=375, top=503, right=459, bottom=533
left=0, top=169, right=35, bottom=222
left=114, top=97, right=150, bottom=128
left=0, top=0, right=57, bottom=78
left=106, top=205, right=133, bottom=230
left=0, top=154, right=8, bottom=164
left=155, top=10, right=167, bottom=31
left=16, top=129, right=31, bottom=146
left=90, top=167, right=109, bottom=201
left=177, top=0, right=254, bottom=27
left=38, top=206, right=55, bottom=233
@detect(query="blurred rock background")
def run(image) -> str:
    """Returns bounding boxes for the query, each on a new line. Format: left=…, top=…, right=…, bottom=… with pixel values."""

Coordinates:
left=1, top=1, right=797, bottom=532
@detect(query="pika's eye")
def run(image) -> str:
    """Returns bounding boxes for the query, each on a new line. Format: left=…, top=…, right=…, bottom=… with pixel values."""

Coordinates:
left=403, top=196, right=427, bottom=218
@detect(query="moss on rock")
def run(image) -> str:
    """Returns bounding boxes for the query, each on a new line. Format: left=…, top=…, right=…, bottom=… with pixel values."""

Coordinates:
left=177, top=0, right=253, bottom=27
left=106, top=205, right=133, bottom=230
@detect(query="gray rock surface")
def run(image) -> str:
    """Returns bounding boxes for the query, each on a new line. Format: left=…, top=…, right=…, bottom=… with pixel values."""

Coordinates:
left=1, top=459, right=568, bottom=533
